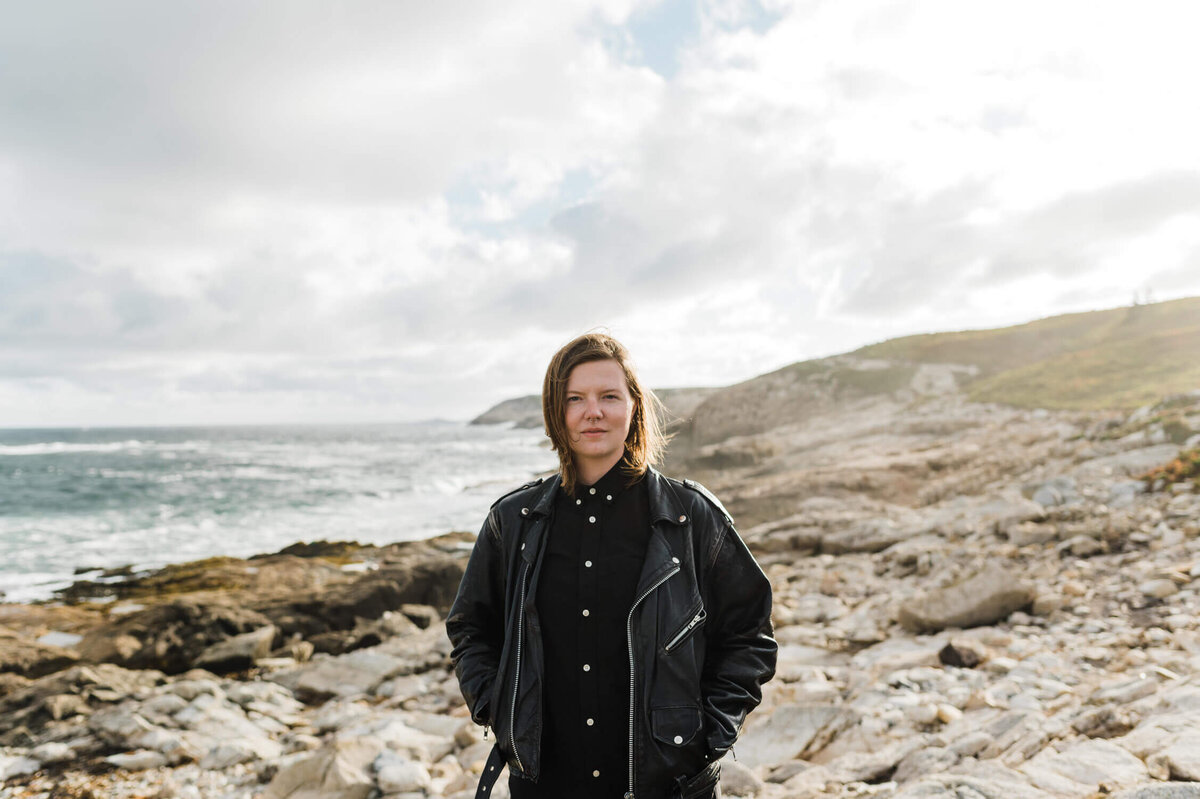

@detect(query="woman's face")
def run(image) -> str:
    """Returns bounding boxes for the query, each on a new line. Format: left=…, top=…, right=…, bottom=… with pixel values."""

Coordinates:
left=564, top=358, right=635, bottom=475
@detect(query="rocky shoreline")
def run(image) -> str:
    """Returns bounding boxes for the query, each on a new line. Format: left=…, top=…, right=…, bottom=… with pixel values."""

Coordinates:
left=3, top=391, right=1200, bottom=799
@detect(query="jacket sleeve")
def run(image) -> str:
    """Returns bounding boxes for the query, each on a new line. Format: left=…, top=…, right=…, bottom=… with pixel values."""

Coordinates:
left=700, top=520, right=777, bottom=758
left=445, top=508, right=507, bottom=726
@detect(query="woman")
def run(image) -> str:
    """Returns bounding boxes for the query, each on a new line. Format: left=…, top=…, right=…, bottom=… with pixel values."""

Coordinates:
left=447, top=333, right=776, bottom=799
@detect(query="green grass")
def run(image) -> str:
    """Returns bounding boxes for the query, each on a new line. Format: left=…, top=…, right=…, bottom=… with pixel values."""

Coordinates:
left=848, top=296, right=1200, bottom=410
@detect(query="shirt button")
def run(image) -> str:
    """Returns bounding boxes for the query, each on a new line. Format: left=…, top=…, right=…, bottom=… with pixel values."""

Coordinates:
left=588, top=516, right=596, bottom=523
left=585, top=560, right=593, bottom=568
left=606, top=494, right=612, bottom=501
left=582, top=663, right=591, bottom=672
left=674, top=735, right=683, bottom=744
left=582, top=609, right=590, bottom=617
left=576, top=499, right=582, bottom=505
left=589, top=488, right=596, bottom=494
left=592, top=770, right=600, bottom=778
left=586, top=718, right=594, bottom=726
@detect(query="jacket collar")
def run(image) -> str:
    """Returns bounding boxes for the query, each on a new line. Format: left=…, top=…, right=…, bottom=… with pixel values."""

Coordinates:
left=525, top=465, right=687, bottom=527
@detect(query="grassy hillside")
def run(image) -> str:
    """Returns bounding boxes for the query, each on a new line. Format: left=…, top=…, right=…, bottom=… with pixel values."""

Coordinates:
left=852, top=296, right=1200, bottom=410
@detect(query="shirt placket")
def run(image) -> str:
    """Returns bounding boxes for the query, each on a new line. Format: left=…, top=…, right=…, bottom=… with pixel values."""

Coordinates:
left=578, top=485, right=601, bottom=783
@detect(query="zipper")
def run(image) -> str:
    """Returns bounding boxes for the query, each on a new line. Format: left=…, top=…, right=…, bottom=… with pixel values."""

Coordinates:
left=625, top=564, right=680, bottom=799
left=663, top=608, right=706, bottom=652
left=509, top=560, right=530, bottom=775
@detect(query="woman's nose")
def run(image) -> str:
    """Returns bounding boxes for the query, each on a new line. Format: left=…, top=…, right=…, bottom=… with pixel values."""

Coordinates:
left=584, top=397, right=602, bottom=418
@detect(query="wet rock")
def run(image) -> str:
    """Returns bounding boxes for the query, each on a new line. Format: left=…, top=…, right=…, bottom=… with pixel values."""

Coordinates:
left=897, top=564, right=1035, bottom=633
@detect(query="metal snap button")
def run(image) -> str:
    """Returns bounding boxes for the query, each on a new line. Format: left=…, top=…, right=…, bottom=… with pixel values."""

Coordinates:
left=678, top=514, right=687, bottom=522
left=671, top=557, right=680, bottom=564
left=674, top=735, right=683, bottom=744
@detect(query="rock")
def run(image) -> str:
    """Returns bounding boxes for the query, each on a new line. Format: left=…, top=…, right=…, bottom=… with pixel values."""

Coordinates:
left=719, top=758, right=764, bottom=796
left=273, top=649, right=409, bottom=703
left=30, top=741, right=75, bottom=763
left=1059, top=534, right=1105, bottom=557
left=1110, top=785, right=1200, bottom=799
left=1089, top=675, right=1159, bottom=705
left=1018, top=739, right=1147, bottom=795
left=1141, top=579, right=1180, bottom=599
left=374, top=752, right=431, bottom=794
left=897, top=564, right=1035, bottom=633
left=938, top=640, right=983, bottom=668
left=822, top=519, right=913, bottom=554
left=105, top=749, right=170, bottom=771
left=261, top=739, right=379, bottom=799
left=1147, top=731, right=1200, bottom=781
left=194, top=624, right=277, bottom=674
left=200, top=740, right=266, bottom=770
left=0, top=629, right=80, bottom=678
left=735, top=705, right=841, bottom=768
left=0, top=753, right=39, bottom=779
left=76, top=601, right=275, bottom=675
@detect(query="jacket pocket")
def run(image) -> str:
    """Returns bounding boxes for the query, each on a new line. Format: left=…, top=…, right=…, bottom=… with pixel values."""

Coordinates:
left=652, top=705, right=703, bottom=747
left=672, top=760, right=721, bottom=799
left=664, top=606, right=707, bottom=652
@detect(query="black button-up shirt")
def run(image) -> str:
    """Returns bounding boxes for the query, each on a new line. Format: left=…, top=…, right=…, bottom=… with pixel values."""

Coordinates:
left=510, top=464, right=651, bottom=798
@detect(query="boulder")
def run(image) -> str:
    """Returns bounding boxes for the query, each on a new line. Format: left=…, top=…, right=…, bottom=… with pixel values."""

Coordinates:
left=0, top=628, right=80, bottom=678
left=76, top=601, right=274, bottom=674
left=897, top=564, right=1035, bottom=633
left=735, top=705, right=841, bottom=768
left=194, top=624, right=278, bottom=674
left=261, top=739, right=380, bottom=799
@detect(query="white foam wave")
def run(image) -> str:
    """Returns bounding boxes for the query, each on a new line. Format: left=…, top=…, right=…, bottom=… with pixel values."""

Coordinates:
left=0, top=440, right=212, bottom=457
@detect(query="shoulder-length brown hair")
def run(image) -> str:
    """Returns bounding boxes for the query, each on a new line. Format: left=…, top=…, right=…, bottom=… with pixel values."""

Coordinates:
left=542, top=332, right=667, bottom=494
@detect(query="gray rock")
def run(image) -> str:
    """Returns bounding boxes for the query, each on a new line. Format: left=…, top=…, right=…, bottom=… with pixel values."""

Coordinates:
left=1019, top=739, right=1147, bottom=795
left=194, top=624, right=277, bottom=674
left=105, top=749, right=170, bottom=771
left=0, top=753, right=39, bottom=779
left=261, top=739, right=379, bottom=799
left=1148, top=731, right=1200, bottom=781
left=272, top=650, right=409, bottom=703
left=719, top=758, right=764, bottom=796
left=1110, top=784, right=1200, bottom=799
left=374, top=752, right=431, bottom=794
left=897, top=564, right=1035, bottom=633
left=735, top=704, right=841, bottom=768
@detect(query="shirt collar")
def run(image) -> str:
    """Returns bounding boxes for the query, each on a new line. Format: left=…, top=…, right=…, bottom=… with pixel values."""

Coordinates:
left=569, top=461, right=633, bottom=504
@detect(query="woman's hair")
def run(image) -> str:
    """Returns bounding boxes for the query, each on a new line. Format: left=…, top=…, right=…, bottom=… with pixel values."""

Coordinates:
left=542, top=332, right=667, bottom=494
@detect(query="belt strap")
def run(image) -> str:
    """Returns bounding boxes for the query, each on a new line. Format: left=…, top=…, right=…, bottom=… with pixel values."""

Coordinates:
left=475, top=743, right=506, bottom=799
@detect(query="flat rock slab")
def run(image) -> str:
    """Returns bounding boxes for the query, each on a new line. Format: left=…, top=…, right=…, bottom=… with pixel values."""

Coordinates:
left=735, top=704, right=840, bottom=769
left=271, top=650, right=409, bottom=703
left=1019, top=739, right=1148, bottom=796
left=1110, top=785, right=1200, bottom=799
left=898, top=564, right=1035, bottom=633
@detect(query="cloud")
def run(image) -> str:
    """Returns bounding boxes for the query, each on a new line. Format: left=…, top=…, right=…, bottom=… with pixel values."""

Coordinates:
left=2, top=0, right=1200, bottom=426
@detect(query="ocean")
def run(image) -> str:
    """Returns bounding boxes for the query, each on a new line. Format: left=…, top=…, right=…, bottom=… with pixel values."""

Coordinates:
left=0, top=422, right=556, bottom=602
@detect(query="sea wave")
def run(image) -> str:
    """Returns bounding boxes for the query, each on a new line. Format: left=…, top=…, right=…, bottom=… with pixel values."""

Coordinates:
left=0, top=440, right=212, bottom=457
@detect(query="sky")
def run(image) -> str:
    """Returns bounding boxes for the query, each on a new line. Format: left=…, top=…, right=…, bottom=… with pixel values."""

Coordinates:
left=2, top=0, right=1199, bottom=427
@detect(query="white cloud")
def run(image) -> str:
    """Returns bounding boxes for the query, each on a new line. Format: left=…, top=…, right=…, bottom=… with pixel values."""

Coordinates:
left=2, top=0, right=1198, bottom=426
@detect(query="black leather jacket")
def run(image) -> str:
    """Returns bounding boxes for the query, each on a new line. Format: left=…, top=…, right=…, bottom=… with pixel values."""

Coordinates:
left=446, top=467, right=777, bottom=798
